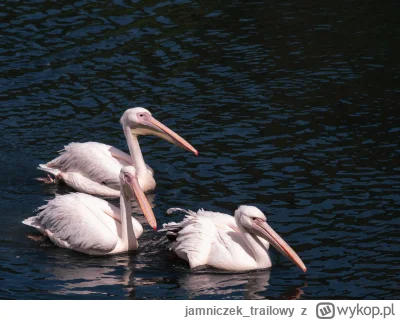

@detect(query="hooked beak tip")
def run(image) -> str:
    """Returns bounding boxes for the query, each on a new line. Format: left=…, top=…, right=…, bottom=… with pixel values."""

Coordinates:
left=153, top=226, right=157, bottom=231
left=194, top=150, right=199, bottom=156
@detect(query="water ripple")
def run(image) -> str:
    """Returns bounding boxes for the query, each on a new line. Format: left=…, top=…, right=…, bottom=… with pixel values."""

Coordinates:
left=0, top=0, right=399, bottom=299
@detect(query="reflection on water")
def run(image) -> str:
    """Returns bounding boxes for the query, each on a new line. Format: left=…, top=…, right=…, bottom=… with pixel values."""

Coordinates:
left=179, top=270, right=271, bottom=300
left=48, top=257, right=134, bottom=296
left=35, top=237, right=305, bottom=299
left=46, top=256, right=304, bottom=299
left=1, top=0, right=399, bottom=299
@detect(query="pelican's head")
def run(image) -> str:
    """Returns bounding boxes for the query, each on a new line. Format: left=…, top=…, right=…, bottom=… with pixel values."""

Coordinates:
left=120, top=107, right=198, bottom=156
left=119, top=166, right=157, bottom=231
left=235, top=205, right=307, bottom=272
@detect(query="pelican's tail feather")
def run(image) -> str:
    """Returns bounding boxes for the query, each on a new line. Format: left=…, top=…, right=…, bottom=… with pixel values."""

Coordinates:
left=159, top=218, right=185, bottom=242
left=158, top=221, right=181, bottom=233
left=165, top=231, right=179, bottom=241
left=37, top=164, right=60, bottom=177
left=159, top=208, right=199, bottom=243
left=22, top=216, right=45, bottom=233
left=166, top=207, right=197, bottom=216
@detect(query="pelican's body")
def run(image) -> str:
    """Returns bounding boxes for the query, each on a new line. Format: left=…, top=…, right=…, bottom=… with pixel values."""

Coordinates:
left=24, top=166, right=157, bottom=255
left=40, top=142, right=155, bottom=197
left=160, top=206, right=307, bottom=272
left=23, top=193, right=141, bottom=255
left=38, top=108, right=197, bottom=197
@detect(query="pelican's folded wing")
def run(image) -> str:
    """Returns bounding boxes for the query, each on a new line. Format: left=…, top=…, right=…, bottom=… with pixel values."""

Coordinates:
left=25, top=193, right=118, bottom=254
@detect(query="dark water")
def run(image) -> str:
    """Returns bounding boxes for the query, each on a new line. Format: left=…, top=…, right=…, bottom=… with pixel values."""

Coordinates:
left=1, top=0, right=399, bottom=299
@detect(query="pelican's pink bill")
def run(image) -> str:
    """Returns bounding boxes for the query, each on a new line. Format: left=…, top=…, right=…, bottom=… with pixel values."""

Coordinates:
left=253, top=220, right=307, bottom=272
left=147, top=116, right=198, bottom=156
left=129, top=176, right=157, bottom=231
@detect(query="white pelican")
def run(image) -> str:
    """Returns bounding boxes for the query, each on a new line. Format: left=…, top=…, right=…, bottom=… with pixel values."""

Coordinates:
left=37, top=107, right=198, bottom=197
left=23, top=166, right=157, bottom=255
left=160, top=206, right=307, bottom=272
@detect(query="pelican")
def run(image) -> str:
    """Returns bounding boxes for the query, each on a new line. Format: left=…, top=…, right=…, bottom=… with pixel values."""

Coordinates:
left=160, top=206, right=307, bottom=272
left=37, top=107, right=198, bottom=197
left=23, top=166, right=157, bottom=255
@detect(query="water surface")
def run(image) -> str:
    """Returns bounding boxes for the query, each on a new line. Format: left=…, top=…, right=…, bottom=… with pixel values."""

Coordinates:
left=1, top=0, right=399, bottom=299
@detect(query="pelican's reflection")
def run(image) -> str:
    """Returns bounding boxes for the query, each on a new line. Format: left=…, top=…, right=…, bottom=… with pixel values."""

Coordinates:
left=178, top=269, right=271, bottom=299
left=177, top=268, right=306, bottom=299
left=45, top=254, right=136, bottom=296
left=42, top=251, right=305, bottom=299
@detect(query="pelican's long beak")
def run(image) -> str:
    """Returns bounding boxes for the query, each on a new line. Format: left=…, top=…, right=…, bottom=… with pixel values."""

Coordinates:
left=139, top=114, right=198, bottom=156
left=252, top=220, right=307, bottom=272
left=128, top=175, right=157, bottom=231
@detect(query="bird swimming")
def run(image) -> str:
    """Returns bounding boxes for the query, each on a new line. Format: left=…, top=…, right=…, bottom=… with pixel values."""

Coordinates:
left=24, top=166, right=157, bottom=255
left=37, top=107, right=198, bottom=197
left=160, top=206, right=306, bottom=272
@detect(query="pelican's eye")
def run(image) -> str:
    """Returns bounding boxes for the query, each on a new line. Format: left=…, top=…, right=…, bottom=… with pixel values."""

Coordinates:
left=124, top=173, right=133, bottom=184
left=252, top=217, right=257, bottom=221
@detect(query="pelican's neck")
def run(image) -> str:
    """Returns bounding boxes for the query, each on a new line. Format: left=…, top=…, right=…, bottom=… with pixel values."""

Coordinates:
left=119, top=191, right=138, bottom=251
left=238, top=223, right=269, bottom=266
left=123, top=126, right=148, bottom=177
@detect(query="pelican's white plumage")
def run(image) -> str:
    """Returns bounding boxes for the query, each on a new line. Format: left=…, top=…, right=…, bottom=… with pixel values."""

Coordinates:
left=160, top=206, right=306, bottom=272
left=39, top=141, right=144, bottom=197
left=23, top=193, right=134, bottom=254
left=24, top=166, right=157, bottom=255
left=38, top=108, right=198, bottom=197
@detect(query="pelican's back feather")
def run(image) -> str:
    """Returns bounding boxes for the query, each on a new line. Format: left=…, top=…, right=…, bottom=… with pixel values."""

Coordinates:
left=24, top=193, right=119, bottom=254
left=161, top=209, right=219, bottom=268
left=44, top=142, right=128, bottom=189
